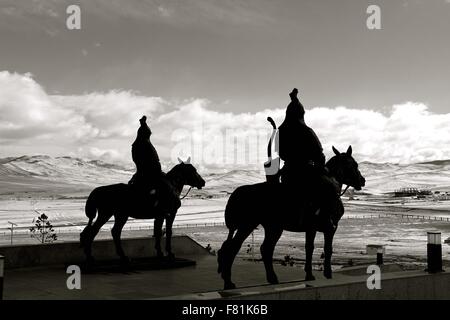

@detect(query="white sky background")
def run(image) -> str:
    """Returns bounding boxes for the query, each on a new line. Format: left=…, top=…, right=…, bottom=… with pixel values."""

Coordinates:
left=0, top=1, right=449, bottom=168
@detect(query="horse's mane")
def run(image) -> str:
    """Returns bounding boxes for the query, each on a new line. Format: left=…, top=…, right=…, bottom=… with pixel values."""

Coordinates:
left=325, top=155, right=339, bottom=173
left=165, top=163, right=182, bottom=180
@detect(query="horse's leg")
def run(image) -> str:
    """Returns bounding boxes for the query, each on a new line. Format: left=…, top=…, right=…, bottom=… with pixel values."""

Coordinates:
left=304, top=230, right=317, bottom=281
left=217, top=229, right=235, bottom=274
left=164, top=213, right=175, bottom=260
left=111, top=214, right=129, bottom=263
left=221, top=226, right=255, bottom=290
left=84, top=210, right=112, bottom=262
left=323, top=230, right=335, bottom=279
left=260, top=226, right=283, bottom=285
left=153, top=217, right=164, bottom=258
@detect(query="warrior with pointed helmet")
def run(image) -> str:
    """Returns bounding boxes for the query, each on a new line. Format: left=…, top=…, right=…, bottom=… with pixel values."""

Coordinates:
left=278, top=88, right=339, bottom=231
left=129, top=116, right=180, bottom=215
left=128, top=116, right=162, bottom=189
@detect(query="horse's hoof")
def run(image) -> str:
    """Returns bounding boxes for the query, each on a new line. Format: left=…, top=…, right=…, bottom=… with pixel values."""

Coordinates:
left=267, top=275, right=279, bottom=285
left=84, top=256, right=95, bottom=268
left=120, top=256, right=130, bottom=265
left=224, top=282, right=236, bottom=290
left=324, top=270, right=332, bottom=279
left=167, top=252, right=175, bottom=260
left=305, top=274, right=316, bottom=281
left=156, top=251, right=164, bottom=259
left=217, top=258, right=222, bottom=273
left=217, top=250, right=223, bottom=273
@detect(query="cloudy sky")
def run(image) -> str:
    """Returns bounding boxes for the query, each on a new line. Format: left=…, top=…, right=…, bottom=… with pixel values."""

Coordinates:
left=0, top=0, right=449, bottom=168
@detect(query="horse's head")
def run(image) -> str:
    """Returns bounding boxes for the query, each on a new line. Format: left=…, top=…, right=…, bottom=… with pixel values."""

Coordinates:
left=328, top=146, right=366, bottom=191
left=176, top=157, right=206, bottom=189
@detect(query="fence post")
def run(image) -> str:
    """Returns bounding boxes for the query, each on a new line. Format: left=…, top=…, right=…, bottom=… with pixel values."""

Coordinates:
left=427, top=232, right=443, bottom=273
left=377, top=247, right=384, bottom=265
left=0, top=255, right=4, bottom=300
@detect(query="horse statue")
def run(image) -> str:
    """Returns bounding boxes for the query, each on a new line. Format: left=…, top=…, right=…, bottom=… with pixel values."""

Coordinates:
left=217, top=146, right=365, bottom=290
left=80, top=158, right=205, bottom=264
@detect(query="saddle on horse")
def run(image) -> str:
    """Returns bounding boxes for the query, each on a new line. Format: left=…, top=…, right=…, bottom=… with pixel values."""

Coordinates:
left=128, top=174, right=181, bottom=217
left=263, top=113, right=338, bottom=232
left=264, top=175, right=340, bottom=232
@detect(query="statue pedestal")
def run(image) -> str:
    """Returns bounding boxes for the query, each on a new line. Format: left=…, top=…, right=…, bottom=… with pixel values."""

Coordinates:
left=68, top=256, right=196, bottom=274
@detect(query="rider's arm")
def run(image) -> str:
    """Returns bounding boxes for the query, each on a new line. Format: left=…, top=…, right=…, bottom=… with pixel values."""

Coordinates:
left=307, top=128, right=326, bottom=168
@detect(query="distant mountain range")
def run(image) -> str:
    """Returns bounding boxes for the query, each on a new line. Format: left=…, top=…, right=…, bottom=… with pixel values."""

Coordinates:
left=0, top=155, right=449, bottom=197
left=0, top=155, right=134, bottom=198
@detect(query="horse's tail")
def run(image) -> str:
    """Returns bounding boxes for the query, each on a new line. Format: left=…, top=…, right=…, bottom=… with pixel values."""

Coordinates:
left=217, top=227, right=236, bottom=274
left=224, top=186, right=247, bottom=231
left=85, top=189, right=98, bottom=222
left=217, top=189, right=242, bottom=274
left=225, top=183, right=266, bottom=229
left=80, top=189, right=98, bottom=248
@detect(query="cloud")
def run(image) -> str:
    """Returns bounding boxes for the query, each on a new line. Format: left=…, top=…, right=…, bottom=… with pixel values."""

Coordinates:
left=0, top=0, right=276, bottom=34
left=0, top=71, right=167, bottom=163
left=84, top=0, right=276, bottom=26
left=1, top=71, right=449, bottom=168
left=0, top=71, right=71, bottom=138
left=307, top=103, right=450, bottom=164
left=86, top=147, right=124, bottom=163
left=157, top=6, right=172, bottom=18
left=0, top=1, right=62, bottom=36
left=153, top=100, right=450, bottom=167
left=0, top=1, right=60, bottom=18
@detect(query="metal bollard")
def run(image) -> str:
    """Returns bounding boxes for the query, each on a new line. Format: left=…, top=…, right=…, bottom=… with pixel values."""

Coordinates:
left=0, top=255, right=4, bottom=300
left=366, top=244, right=385, bottom=265
left=427, top=232, right=443, bottom=273
left=376, top=247, right=383, bottom=265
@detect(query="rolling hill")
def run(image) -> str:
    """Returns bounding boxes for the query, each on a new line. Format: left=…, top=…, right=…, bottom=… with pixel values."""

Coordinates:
left=0, top=155, right=449, bottom=198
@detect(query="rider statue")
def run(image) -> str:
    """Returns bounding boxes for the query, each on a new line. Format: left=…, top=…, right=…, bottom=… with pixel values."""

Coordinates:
left=129, top=116, right=161, bottom=188
left=128, top=116, right=181, bottom=215
left=278, top=89, right=339, bottom=231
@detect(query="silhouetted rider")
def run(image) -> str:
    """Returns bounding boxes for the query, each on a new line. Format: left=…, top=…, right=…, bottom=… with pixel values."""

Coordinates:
left=129, top=116, right=180, bottom=215
left=278, top=89, right=336, bottom=231
left=279, top=89, right=326, bottom=182
left=128, top=116, right=162, bottom=188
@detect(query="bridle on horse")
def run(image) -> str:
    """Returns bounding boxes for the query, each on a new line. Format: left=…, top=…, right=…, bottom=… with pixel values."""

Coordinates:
left=339, top=185, right=350, bottom=197
left=180, top=186, right=193, bottom=200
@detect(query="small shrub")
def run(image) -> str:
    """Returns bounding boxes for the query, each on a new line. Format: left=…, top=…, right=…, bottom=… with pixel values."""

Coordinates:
left=30, top=212, right=58, bottom=244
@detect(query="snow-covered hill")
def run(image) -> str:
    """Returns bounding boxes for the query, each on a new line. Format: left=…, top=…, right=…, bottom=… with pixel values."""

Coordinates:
left=0, top=155, right=133, bottom=186
left=359, top=161, right=450, bottom=194
left=0, top=155, right=449, bottom=197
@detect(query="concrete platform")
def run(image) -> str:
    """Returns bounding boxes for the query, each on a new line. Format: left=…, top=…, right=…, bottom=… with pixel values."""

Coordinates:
left=1, top=235, right=311, bottom=299
left=2, top=236, right=449, bottom=300
left=166, top=265, right=450, bottom=300
left=0, top=235, right=208, bottom=269
left=3, top=254, right=312, bottom=300
left=75, top=256, right=197, bottom=274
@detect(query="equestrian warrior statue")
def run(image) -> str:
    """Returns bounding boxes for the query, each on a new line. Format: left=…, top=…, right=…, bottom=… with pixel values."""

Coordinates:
left=278, top=88, right=337, bottom=231
left=128, top=116, right=162, bottom=188
left=128, top=116, right=180, bottom=215
left=80, top=116, right=205, bottom=262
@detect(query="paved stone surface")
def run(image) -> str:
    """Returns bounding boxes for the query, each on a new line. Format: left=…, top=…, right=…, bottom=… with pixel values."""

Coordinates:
left=3, top=255, right=315, bottom=300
